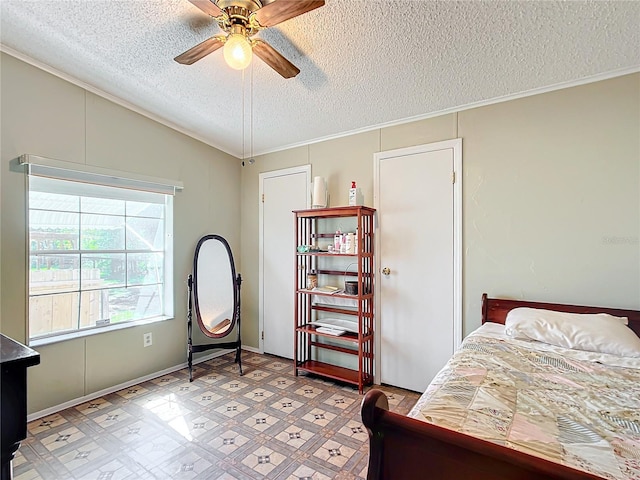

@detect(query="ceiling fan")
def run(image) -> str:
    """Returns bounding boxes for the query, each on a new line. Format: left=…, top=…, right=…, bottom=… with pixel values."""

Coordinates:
left=174, top=0, right=325, bottom=78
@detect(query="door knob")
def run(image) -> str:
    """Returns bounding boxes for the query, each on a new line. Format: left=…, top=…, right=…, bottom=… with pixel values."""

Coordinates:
left=382, top=267, right=391, bottom=276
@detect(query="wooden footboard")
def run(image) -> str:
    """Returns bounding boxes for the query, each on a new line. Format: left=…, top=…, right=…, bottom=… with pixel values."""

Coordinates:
left=361, top=389, right=601, bottom=480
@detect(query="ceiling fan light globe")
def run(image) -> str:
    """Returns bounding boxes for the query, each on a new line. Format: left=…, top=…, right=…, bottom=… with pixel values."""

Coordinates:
left=223, top=33, right=253, bottom=70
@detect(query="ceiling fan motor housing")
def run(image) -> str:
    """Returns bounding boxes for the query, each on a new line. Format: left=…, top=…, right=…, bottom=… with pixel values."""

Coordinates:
left=217, top=0, right=263, bottom=14
left=217, top=1, right=263, bottom=36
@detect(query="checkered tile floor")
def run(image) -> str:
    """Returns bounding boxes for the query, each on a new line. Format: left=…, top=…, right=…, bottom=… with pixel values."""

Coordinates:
left=15, top=351, right=419, bottom=479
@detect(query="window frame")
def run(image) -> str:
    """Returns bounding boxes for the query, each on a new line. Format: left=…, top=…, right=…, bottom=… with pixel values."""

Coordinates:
left=22, top=155, right=181, bottom=347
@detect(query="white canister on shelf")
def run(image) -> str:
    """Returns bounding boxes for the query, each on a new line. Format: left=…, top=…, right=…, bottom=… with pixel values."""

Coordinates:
left=345, top=233, right=355, bottom=254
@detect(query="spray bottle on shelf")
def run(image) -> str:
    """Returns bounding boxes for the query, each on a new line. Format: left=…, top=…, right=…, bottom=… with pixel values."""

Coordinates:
left=348, top=181, right=357, bottom=206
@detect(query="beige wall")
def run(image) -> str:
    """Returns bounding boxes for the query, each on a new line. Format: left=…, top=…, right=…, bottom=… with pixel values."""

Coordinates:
left=2, top=51, right=638, bottom=413
left=0, top=53, right=241, bottom=413
left=241, top=73, right=640, bottom=346
left=460, top=76, right=639, bottom=326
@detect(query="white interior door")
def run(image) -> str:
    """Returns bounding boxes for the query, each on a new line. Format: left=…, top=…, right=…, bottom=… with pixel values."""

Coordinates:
left=375, top=139, right=462, bottom=392
left=260, top=166, right=310, bottom=359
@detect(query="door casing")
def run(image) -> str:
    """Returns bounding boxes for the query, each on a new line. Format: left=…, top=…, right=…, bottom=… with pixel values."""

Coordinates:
left=373, top=139, right=462, bottom=387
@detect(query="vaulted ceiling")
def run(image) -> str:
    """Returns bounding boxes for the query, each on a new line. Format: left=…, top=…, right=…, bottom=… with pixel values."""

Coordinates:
left=1, top=1, right=638, bottom=158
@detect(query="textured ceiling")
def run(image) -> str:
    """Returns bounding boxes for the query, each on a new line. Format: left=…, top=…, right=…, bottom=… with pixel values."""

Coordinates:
left=1, top=1, right=639, bottom=158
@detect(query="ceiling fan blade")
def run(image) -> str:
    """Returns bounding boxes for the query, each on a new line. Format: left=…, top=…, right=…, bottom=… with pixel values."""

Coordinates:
left=174, top=36, right=224, bottom=65
left=253, top=0, right=325, bottom=28
left=252, top=39, right=300, bottom=78
left=187, top=0, right=223, bottom=17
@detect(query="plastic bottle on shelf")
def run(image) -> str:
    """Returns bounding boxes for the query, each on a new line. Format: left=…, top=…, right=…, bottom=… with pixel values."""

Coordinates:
left=334, top=230, right=341, bottom=252
left=349, top=181, right=357, bottom=206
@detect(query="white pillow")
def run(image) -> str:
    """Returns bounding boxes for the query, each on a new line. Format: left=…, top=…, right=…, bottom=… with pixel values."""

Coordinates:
left=505, top=307, right=640, bottom=358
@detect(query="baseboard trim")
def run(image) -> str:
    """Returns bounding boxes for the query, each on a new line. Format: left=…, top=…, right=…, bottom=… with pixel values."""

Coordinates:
left=27, top=348, right=239, bottom=422
left=241, top=344, right=260, bottom=354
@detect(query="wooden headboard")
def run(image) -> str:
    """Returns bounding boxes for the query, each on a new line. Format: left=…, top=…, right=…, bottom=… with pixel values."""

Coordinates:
left=481, top=293, right=640, bottom=337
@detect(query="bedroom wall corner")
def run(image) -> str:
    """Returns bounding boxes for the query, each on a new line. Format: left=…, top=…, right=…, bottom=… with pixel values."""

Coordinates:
left=239, top=131, right=381, bottom=352
left=0, top=52, right=241, bottom=414
left=239, top=146, right=310, bottom=349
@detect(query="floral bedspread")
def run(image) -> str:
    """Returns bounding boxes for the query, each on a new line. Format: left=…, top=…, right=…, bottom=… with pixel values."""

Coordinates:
left=409, top=324, right=640, bottom=479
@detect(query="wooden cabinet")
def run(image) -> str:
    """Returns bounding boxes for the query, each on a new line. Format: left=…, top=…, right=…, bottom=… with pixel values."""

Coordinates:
left=293, top=206, right=375, bottom=393
left=1, top=335, right=40, bottom=480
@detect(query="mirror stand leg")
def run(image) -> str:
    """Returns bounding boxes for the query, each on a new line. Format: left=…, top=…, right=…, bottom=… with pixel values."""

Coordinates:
left=236, top=345, right=243, bottom=375
left=236, top=274, right=243, bottom=376
left=187, top=274, right=194, bottom=382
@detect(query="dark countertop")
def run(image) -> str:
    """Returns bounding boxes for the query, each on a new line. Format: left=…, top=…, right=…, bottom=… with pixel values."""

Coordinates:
left=0, top=334, right=40, bottom=368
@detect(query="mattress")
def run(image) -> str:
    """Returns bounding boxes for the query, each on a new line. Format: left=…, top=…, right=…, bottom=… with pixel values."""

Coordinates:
left=409, top=323, right=640, bottom=480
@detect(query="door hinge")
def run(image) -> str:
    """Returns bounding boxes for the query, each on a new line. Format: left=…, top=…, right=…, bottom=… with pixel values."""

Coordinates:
left=262, top=193, right=265, bottom=203
left=261, top=331, right=264, bottom=340
left=452, top=171, right=456, bottom=184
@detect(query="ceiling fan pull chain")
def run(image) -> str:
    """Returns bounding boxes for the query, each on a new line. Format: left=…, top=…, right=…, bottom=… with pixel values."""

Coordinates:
left=250, top=62, right=253, bottom=162
left=242, top=67, right=245, bottom=163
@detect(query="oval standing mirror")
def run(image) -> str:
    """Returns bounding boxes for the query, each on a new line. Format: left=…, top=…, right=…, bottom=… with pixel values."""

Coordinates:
left=187, top=234, right=242, bottom=381
left=193, top=235, right=237, bottom=338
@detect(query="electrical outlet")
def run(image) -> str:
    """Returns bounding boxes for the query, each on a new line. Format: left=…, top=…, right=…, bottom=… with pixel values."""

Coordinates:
left=143, top=332, right=152, bottom=347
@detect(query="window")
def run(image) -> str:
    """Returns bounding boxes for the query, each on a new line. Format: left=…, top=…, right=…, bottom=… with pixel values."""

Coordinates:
left=27, top=172, right=175, bottom=343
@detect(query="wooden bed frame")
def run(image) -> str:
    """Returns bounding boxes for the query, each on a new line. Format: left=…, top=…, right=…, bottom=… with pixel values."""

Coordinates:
left=361, top=294, right=640, bottom=480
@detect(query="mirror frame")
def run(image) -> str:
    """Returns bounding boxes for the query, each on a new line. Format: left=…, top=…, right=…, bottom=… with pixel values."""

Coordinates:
left=192, top=234, right=238, bottom=339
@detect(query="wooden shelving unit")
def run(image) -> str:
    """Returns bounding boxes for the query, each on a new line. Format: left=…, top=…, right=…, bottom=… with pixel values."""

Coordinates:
left=293, top=205, right=375, bottom=393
